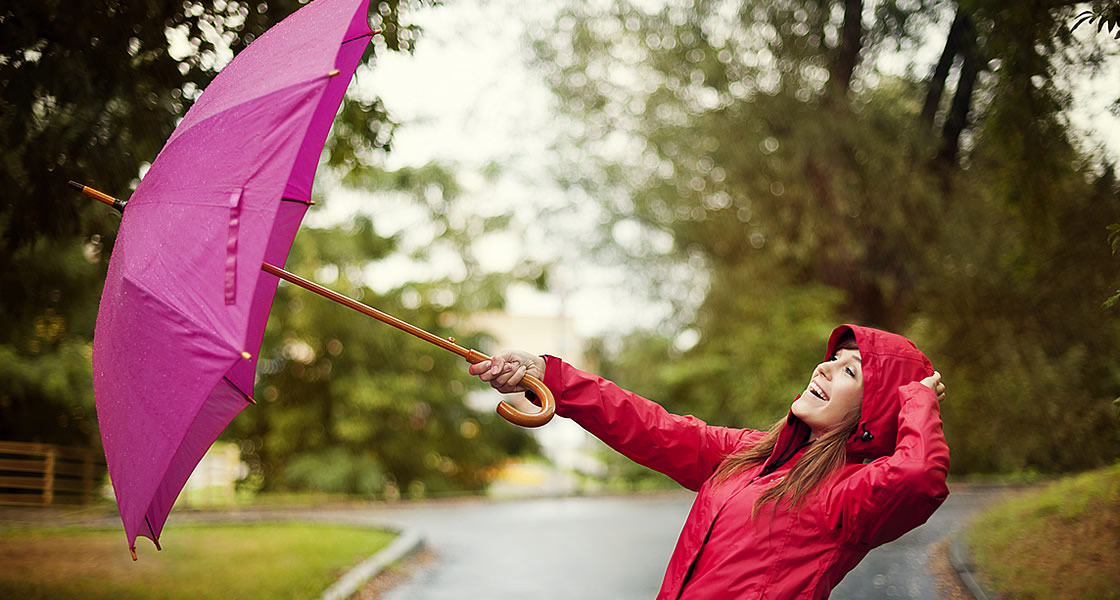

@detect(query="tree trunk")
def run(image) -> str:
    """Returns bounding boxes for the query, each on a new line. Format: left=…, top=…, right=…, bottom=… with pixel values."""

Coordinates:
left=938, top=16, right=981, bottom=165
left=921, top=10, right=970, bottom=128
left=829, top=0, right=863, bottom=96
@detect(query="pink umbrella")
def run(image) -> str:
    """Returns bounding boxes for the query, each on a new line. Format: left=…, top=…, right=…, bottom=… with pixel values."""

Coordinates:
left=81, top=0, right=552, bottom=560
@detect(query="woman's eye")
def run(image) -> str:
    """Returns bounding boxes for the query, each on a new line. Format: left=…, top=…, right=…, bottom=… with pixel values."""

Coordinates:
left=845, top=367, right=856, bottom=377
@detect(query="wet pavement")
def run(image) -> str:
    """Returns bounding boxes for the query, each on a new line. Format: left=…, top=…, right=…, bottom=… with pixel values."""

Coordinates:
left=0, top=484, right=1012, bottom=598
left=353, top=485, right=1011, bottom=600
left=831, top=485, right=1010, bottom=599
left=370, top=493, right=687, bottom=600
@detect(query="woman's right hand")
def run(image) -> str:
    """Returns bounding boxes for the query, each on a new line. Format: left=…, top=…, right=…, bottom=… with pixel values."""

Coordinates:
left=920, top=371, right=946, bottom=403
left=468, top=350, right=546, bottom=394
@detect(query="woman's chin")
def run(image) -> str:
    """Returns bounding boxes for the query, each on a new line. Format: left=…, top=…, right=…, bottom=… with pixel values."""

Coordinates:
left=790, top=396, right=815, bottom=421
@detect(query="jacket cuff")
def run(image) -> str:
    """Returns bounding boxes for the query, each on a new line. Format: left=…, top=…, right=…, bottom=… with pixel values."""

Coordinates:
left=899, top=381, right=936, bottom=405
left=542, top=354, right=565, bottom=401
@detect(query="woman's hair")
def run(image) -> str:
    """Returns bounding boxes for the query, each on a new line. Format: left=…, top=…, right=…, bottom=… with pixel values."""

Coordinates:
left=713, top=332, right=861, bottom=516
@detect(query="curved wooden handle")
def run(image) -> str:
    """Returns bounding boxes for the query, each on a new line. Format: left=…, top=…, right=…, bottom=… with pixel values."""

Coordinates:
left=495, top=373, right=556, bottom=428
left=465, top=350, right=556, bottom=428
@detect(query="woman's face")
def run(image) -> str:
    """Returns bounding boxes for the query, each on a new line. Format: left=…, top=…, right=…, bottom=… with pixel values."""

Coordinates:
left=791, top=346, right=864, bottom=439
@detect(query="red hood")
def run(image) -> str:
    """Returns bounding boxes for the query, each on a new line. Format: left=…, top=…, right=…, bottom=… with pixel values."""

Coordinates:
left=771, top=324, right=933, bottom=464
left=829, top=324, right=933, bottom=459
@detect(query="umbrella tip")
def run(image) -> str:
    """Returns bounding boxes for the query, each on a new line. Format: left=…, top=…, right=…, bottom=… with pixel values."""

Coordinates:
left=328, top=69, right=340, bottom=77
left=240, top=351, right=252, bottom=360
left=130, top=546, right=138, bottom=561
left=154, top=539, right=162, bottom=551
left=68, top=180, right=85, bottom=191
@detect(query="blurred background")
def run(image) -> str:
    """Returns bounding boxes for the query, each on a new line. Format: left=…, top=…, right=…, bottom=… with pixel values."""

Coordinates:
left=2, top=0, right=1119, bottom=509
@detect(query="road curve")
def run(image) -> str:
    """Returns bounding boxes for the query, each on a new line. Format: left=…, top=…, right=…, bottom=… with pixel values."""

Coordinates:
left=332, top=485, right=1008, bottom=600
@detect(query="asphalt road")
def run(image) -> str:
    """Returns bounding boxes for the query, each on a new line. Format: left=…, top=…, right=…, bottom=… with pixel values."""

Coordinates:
left=355, top=485, right=1009, bottom=600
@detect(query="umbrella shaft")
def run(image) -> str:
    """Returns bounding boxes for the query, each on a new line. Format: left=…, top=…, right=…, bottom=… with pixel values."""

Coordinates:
left=260, top=261, right=484, bottom=362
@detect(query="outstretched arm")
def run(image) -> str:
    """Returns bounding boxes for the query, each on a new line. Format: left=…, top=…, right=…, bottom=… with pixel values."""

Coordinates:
left=470, top=351, right=760, bottom=491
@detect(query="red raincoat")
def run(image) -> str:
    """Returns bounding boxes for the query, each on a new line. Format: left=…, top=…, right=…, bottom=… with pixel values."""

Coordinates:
left=540, top=325, right=949, bottom=599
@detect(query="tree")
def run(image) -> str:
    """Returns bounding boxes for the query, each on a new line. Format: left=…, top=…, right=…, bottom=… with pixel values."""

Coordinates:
left=536, top=0, right=1120, bottom=473
left=1, top=0, right=543, bottom=496
left=0, top=0, right=421, bottom=448
left=226, top=208, right=537, bottom=498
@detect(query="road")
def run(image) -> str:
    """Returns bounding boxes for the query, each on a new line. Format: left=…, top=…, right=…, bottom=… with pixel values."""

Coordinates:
left=340, top=485, right=1009, bottom=600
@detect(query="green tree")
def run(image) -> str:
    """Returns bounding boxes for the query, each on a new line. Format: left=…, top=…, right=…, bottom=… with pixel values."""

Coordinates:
left=0, top=0, right=422, bottom=447
left=227, top=210, right=537, bottom=497
left=2, top=0, right=541, bottom=495
left=537, top=0, right=1120, bottom=473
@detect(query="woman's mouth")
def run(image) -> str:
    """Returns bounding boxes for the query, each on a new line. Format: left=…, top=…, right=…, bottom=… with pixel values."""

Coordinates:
left=808, top=381, right=829, bottom=402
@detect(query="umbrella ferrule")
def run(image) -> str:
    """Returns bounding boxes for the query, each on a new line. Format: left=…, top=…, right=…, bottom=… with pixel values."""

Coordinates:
left=70, top=180, right=127, bottom=214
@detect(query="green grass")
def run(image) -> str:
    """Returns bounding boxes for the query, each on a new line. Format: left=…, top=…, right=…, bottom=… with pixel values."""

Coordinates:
left=968, top=463, right=1120, bottom=600
left=0, top=522, right=395, bottom=600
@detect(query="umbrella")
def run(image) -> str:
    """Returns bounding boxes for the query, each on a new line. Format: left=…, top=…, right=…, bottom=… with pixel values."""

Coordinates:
left=76, top=0, right=553, bottom=560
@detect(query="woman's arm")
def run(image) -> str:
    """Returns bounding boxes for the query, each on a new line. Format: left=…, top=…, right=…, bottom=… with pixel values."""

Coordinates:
left=471, top=352, right=759, bottom=491
left=827, top=379, right=950, bottom=547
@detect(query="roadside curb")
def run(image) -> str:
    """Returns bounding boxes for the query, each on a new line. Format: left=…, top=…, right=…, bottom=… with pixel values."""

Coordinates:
left=320, top=527, right=425, bottom=600
left=948, top=534, right=997, bottom=600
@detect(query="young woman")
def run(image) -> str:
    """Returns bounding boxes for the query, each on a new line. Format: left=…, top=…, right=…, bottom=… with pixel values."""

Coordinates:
left=470, top=324, right=949, bottom=599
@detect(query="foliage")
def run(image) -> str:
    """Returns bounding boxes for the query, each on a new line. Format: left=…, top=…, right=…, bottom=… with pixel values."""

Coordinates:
left=226, top=165, right=537, bottom=497
left=1, top=0, right=537, bottom=498
left=0, top=0, right=426, bottom=447
left=968, top=463, right=1120, bottom=599
left=1106, top=222, right=1120, bottom=308
left=538, top=0, right=1120, bottom=474
left=0, top=523, right=396, bottom=599
left=1074, top=1, right=1120, bottom=39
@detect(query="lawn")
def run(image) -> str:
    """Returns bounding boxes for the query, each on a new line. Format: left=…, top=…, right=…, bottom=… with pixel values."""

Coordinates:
left=0, top=522, right=396, bottom=600
left=968, top=463, right=1120, bottom=600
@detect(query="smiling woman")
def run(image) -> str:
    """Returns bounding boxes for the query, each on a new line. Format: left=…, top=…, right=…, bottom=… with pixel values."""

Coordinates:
left=471, top=324, right=949, bottom=599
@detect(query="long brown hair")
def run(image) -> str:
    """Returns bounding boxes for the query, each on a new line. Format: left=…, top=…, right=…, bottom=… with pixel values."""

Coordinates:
left=714, top=334, right=861, bottom=516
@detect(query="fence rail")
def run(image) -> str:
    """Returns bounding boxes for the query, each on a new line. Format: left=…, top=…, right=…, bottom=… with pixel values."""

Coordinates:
left=0, top=441, right=104, bottom=506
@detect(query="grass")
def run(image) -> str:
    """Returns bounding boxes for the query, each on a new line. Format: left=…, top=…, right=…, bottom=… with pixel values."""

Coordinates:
left=968, top=463, right=1120, bottom=600
left=0, top=522, right=396, bottom=600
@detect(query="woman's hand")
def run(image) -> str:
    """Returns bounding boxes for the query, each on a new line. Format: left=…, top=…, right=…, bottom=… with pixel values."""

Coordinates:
left=468, top=350, right=546, bottom=394
left=920, top=371, right=946, bottom=403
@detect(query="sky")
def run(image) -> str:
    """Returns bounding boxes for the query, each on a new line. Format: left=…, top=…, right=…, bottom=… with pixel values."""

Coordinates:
left=315, top=0, right=1120, bottom=342
left=315, top=0, right=677, bottom=340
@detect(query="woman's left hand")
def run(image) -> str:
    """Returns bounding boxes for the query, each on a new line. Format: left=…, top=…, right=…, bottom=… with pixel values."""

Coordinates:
left=920, top=371, right=946, bottom=403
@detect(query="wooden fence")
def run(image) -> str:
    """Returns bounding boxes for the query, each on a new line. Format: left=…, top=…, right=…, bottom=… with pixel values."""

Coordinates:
left=0, top=441, right=104, bottom=506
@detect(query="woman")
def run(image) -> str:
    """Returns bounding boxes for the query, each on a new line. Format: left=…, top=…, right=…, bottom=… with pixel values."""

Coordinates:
left=470, top=324, right=949, bottom=599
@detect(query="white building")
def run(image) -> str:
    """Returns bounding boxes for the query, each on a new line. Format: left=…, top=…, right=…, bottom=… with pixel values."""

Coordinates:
left=467, top=311, right=606, bottom=480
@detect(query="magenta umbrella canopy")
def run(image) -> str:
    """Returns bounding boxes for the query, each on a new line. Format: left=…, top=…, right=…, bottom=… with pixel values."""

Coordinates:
left=93, top=0, right=372, bottom=557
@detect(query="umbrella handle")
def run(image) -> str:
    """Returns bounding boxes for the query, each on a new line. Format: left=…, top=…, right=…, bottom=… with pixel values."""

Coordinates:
left=464, top=350, right=556, bottom=428
left=256, top=262, right=557, bottom=428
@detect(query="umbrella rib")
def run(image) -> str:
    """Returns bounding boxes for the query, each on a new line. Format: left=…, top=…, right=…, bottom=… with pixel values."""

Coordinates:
left=223, top=376, right=257, bottom=405
left=144, top=515, right=162, bottom=551
left=342, top=29, right=380, bottom=45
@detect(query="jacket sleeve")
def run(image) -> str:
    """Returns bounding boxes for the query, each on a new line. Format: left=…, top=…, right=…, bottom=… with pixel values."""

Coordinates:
left=828, top=382, right=950, bottom=547
left=542, top=355, right=759, bottom=491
